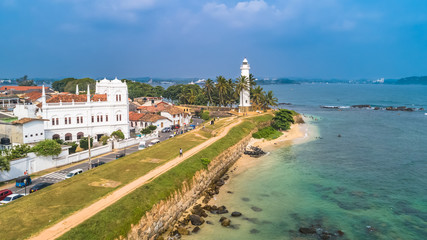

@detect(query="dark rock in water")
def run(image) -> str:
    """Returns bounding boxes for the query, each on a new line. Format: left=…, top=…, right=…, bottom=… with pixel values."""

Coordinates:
left=221, top=218, right=231, bottom=227
left=192, top=226, right=200, bottom=233
left=244, top=146, right=266, bottom=157
left=216, top=179, right=225, bottom=186
left=337, top=230, right=345, bottom=236
left=189, top=214, right=205, bottom=226
left=337, top=134, right=341, bottom=137
left=299, top=227, right=317, bottom=234
left=206, top=220, right=213, bottom=225
left=250, top=229, right=260, bottom=234
left=351, top=105, right=371, bottom=108
left=241, top=197, right=250, bottom=202
left=192, top=205, right=208, bottom=217
left=219, top=216, right=227, bottom=222
left=320, top=232, right=332, bottom=240
left=227, top=191, right=233, bottom=194
left=176, top=226, right=190, bottom=235
left=218, top=206, right=229, bottom=214
left=229, top=224, right=240, bottom=230
left=366, top=225, right=376, bottom=232
left=374, top=107, right=380, bottom=110
left=231, top=212, right=242, bottom=217
left=202, top=205, right=211, bottom=211
left=202, top=197, right=210, bottom=204
left=242, top=217, right=260, bottom=224
left=251, top=206, right=263, bottom=212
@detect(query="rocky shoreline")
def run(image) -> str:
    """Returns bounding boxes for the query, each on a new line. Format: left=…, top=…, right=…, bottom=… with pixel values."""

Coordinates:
left=161, top=122, right=321, bottom=240
left=321, top=104, right=424, bottom=112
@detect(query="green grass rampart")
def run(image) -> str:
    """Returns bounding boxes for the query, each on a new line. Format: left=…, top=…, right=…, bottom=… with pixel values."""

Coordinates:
left=58, top=115, right=270, bottom=240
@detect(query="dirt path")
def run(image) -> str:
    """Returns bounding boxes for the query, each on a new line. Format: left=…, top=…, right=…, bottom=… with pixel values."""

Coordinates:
left=29, top=118, right=242, bottom=240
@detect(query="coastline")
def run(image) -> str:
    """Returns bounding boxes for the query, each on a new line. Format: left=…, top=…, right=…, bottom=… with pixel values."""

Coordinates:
left=229, top=121, right=313, bottom=177
left=172, top=119, right=316, bottom=239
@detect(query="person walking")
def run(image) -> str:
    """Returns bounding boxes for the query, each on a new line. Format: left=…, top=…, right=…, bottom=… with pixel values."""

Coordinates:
left=179, top=148, right=183, bottom=157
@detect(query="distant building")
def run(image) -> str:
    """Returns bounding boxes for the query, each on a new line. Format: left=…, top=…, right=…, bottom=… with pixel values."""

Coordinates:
left=39, top=78, right=130, bottom=142
left=137, top=104, right=191, bottom=127
left=129, top=111, right=171, bottom=132
left=239, top=58, right=251, bottom=112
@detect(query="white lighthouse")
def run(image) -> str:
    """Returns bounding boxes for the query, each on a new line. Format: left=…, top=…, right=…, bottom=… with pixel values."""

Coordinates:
left=239, top=57, right=251, bottom=112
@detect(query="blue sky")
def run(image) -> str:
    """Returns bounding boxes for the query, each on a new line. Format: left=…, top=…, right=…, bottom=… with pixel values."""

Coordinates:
left=1, top=0, right=427, bottom=79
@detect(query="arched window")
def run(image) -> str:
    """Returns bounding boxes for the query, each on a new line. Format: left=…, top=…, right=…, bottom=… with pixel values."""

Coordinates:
left=52, top=134, right=60, bottom=140
left=77, top=132, right=84, bottom=140
left=65, top=133, right=72, bottom=141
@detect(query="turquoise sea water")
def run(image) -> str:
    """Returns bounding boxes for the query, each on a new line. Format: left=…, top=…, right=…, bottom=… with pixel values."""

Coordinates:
left=184, top=84, right=427, bottom=240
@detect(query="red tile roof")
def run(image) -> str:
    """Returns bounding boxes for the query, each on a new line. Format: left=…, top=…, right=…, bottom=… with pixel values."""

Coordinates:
left=12, top=118, right=48, bottom=125
left=92, top=94, right=107, bottom=101
left=46, top=93, right=108, bottom=103
left=0, top=86, right=48, bottom=92
left=140, top=113, right=169, bottom=123
left=23, top=91, right=43, bottom=102
left=129, top=111, right=146, bottom=121
left=162, top=106, right=184, bottom=115
left=137, top=105, right=167, bottom=112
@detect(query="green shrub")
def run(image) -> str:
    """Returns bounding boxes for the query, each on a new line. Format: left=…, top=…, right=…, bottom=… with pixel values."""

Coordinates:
left=141, top=128, right=152, bottom=135
left=272, top=109, right=295, bottom=131
left=100, top=135, right=109, bottom=145
left=111, top=130, right=125, bottom=140
left=148, top=125, right=157, bottom=131
left=33, top=140, right=62, bottom=156
left=201, top=111, right=210, bottom=120
left=79, top=137, right=93, bottom=150
left=67, top=142, right=78, bottom=154
left=252, top=126, right=282, bottom=140
left=200, top=158, right=211, bottom=168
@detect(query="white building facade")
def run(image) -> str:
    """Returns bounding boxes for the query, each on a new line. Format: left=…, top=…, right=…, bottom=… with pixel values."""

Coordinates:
left=40, top=78, right=130, bottom=142
left=239, top=58, right=251, bottom=112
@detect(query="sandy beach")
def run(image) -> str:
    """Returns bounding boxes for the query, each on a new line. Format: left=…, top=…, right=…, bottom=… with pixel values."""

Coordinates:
left=228, top=121, right=313, bottom=177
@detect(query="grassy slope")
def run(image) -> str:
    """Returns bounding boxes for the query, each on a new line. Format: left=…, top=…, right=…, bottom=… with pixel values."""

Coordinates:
left=0, top=121, right=231, bottom=240
left=58, top=115, right=271, bottom=240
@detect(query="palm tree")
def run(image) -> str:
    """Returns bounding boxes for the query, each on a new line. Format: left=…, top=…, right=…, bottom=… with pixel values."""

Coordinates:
left=248, top=73, right=257, bottom=89
left=204, top=78, right=215, bottom=105
left=179, top=88, right=196, bottom=104
left=263, top=90, right=278, bottom=109
left=226, top=78, right=236, bottom=107
left=235, top=76, right=249, bottom=106
left=216, top=76, right=228, bottom=106
left=251, top=86, right=265, bottom=110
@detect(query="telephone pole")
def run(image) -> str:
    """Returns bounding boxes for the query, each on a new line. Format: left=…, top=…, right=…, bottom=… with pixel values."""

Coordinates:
left=88, top=135, right=92, bottom=170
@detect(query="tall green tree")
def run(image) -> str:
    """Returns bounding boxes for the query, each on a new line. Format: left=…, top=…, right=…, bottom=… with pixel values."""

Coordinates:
left=251, top=86, right=265, bottom=109
left=262, top=90, right=278, bottom=109
left=272, top=109, right=295, bottom=130
left=203, top=79, right=215, bottom=105
left=216, top=76, right=228, bottom=106
left=248, top=73, right=257, bottom=89
left=16, top=75, right=36, bottom=86
left=111, top=130, right=125, bottom=140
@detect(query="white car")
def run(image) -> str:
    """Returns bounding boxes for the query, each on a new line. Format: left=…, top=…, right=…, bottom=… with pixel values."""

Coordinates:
left=0, top=194, right=24, bottom=205
left=65, top=169, right=83, bottom=179
left=138, top=141, right=146, bottom=150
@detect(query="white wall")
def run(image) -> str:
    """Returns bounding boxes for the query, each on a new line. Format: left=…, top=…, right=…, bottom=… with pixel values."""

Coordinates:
left=0, top=143, right=112, bottom=182
left=22, top=121, right=45, bottom=144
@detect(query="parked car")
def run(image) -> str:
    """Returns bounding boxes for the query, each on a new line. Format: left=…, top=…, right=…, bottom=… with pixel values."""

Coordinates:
left=169, top=134, right=174, bottom=138
left=15, top=175, right=32, bottom=188
left=65, top=169, right=83, bottom=179
left=138, top=141, right=146, bottom=150
left=0, top=189, right=12, bottom=201
left=172, top=125, right=180, bottom=129
left=0, top=194, right=24, bottom=205
left=151, top=139, right=160, bottom=145
left=29, top=182, right=53, bottom=193
left=91, top=161, right=106, bottom=168
left=115, top=153, right=125, bottom=159
left=161, top=127, right=171, bottom=133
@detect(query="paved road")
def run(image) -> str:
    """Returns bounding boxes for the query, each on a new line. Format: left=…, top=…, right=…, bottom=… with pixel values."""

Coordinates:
left=10, top=145, right=139, bottom=195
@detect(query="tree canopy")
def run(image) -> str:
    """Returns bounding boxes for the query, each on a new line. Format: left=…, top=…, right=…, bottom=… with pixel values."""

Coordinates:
left=32, top=139, right=62, bottom=156
left=0, top=156, right=10, bottom=172
left=272, top=109, right=295, bottom=131
left=111, top=130, right=125, bottom=140
left=52, top=77, right=95, bottom=93
left=16, top=75, right=36, bottom=86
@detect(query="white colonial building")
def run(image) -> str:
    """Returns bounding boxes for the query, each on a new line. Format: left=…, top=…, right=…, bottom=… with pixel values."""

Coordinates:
left=39, top=78, right=130, bottom=142
left=239, top=57, right=251, bottom=112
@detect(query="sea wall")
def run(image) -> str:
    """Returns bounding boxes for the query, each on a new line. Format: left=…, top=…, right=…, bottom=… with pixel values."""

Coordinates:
left=125, top=133, right=253, bottom=240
